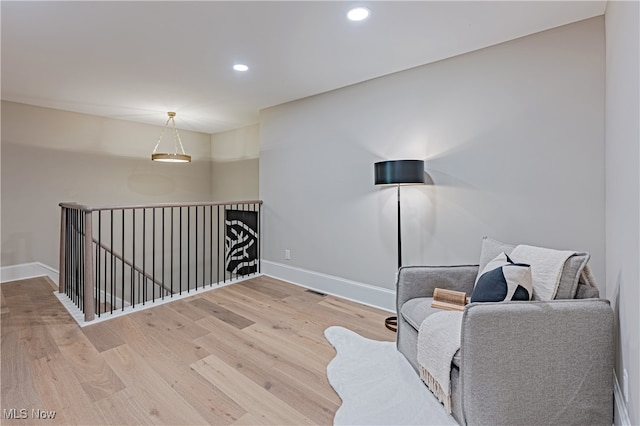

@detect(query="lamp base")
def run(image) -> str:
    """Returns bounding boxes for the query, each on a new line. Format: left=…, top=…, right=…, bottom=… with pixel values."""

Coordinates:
left=384, top=316, right=397, bottom=332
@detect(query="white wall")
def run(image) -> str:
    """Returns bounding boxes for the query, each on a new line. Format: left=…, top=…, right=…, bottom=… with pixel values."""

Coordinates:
left=605, top=1, right=640, bottom=423
left=1, top=101, right=213, bottom=268
left=260, top=18, right=605, bottom=296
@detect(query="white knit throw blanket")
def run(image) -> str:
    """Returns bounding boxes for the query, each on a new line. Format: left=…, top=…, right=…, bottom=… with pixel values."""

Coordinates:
left=417, top=311, right=463, bottom=414
left=510, top=244, right=574, bottom=300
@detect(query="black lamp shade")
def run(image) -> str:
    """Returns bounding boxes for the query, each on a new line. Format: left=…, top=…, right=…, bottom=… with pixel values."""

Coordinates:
left=374, top=160, right=425, bottom=185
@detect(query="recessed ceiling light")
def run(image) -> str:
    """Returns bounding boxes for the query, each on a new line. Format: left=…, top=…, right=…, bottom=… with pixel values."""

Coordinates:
left=347, top=7, right=369, bottom=22
left=233, top=64, right=249, bottom=72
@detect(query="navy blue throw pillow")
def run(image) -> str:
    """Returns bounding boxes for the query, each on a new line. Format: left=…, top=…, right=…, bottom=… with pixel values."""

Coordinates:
left=471, top=252, right=532, bottom=303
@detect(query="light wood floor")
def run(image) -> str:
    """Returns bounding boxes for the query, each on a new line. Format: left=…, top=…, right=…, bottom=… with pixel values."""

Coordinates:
left=1, top=275, right=395, bottom=425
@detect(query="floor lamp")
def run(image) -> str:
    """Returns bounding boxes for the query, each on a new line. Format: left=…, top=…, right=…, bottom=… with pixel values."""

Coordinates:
left=375, top=159, right=425, bottom=331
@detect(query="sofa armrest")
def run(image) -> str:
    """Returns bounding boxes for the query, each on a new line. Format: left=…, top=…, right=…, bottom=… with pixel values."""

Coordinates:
left=459, top=299, right=614, bottom=426
left=396, top=265, right=478, bottom=313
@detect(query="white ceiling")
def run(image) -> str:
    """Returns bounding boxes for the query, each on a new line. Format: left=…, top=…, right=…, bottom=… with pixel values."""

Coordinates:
left=1, top=1, right=606, bottom=135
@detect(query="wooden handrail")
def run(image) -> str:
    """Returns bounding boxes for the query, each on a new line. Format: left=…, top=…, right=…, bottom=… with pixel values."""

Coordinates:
left=60, top=200, right=263, bottom=212
left=92, top=238, right=170, bottom=296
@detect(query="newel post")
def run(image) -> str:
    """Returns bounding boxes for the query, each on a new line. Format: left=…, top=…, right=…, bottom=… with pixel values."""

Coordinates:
left=59, top=206, right=66, bottom=294
left=83, top=210, right=95, bottom=322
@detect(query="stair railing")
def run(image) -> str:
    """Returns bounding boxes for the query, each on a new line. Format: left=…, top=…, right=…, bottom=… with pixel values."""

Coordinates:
left=59, top=200, right=262, bottom=322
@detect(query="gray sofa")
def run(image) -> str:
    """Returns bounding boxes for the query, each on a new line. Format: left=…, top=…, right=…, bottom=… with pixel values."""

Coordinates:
left=396, top=259, right=614, bottom=425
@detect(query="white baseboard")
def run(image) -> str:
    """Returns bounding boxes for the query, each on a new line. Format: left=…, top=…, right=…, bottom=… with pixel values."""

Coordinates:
left=614, top=370, right=632, bottom=426
left=4, top=260, right=396, bottom=312
left=262, top=260, right=395, bottom=312
left=0, top=262, right=59, bottom=286
left=60, top=274, right=256, bottom=327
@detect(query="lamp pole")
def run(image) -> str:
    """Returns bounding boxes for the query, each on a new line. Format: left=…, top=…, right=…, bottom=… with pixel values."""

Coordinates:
left=397, top=184, right=402, bottom=270
left=374, top=159, right=425, bottom=333
left=374, top=159, right=425, bottom=269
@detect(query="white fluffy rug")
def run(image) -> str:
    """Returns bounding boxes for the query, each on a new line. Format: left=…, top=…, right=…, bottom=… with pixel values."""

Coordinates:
left=324, top=326, right=458, bottom=426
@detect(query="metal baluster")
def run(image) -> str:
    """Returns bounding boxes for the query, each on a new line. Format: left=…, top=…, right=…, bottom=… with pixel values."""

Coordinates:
left=219, top=205, right=222, bottom=285
left=70, top=209, right=74, bottom=303
left=179, top=207, right=183, bottom=295
left=121, top=209, right=125, bottom=311
left=132, top=209, right=136, bottom=308
left=171, top=207, right=174, bottom=296
left=71, top=209, right=74, bottom=301
left=257, top=203, right=261, bottom=274
left=152, top=207, right=156, bottom=302
left=97, top=211, right=101, bottom=317
left=209, top=205, right=213, bottom=287
left=187, top=206, right=191, bottom=292
left=142, top=208, right=146, bottom=305
left=79, top=209, right=83, bottom=307
left=202, top=205, right=205, bottom=288
left=243, top=203, right=247, bottom=278
left=162, top=207, right=165, bottom=300
left=110, top=210, right=114, bottom=313
left=67, top=210, right=71, bottom=301
left=103, top=212, right=108, bottom=312
left=195, top=206, right=198, bottom=291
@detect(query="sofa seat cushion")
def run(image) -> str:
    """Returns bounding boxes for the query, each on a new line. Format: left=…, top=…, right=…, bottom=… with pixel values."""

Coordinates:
left=401, top=297, right=441, bottom=330
left=400, top=297, right=461, bottom=367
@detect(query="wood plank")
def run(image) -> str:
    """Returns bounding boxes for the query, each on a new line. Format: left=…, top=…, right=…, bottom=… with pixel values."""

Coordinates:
left=17, top=316, right=61, bottom=361
left=47, top=324, right=125, bottom=403
left=195, top=317, right=334, bottom=392
left=243, top=323, right=333, bottom=372
left=253, top=275, right=310, bottom=295
left=231, top=412, right=274, bottom=426
left=102, top=344, right=210, bottom=425
left=126, top=306, right=211, bottom=364
left=166, top=299, right=208, bottom=322
left=104, top=315, right=246, bottom=425
left=0, top=341, right=43, bottom=410
left=0, top=285, right=9, bottom=314
left=131, top=303, right=211, bottom=341
left=30, top=352, right=107, bottom=425
left=239, top=278, right=293, bottom=299
left=2, top=294, right=38, bottom=333
left=82, top=322, right=125, bottom=353
left=203, top=281, right=394, bottom=364
left=194, top=320, right=339, bottom=424
left=192, top=354, right=315, bottom=425
left=205, top=286, right=315, bottom=332
left=188, top=298, right=255, bottom=329
left=93, top=388, right=158, bottom=426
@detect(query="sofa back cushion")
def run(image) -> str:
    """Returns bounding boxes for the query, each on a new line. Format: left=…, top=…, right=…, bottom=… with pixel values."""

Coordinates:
left=477, top=237, right=592, bottom=299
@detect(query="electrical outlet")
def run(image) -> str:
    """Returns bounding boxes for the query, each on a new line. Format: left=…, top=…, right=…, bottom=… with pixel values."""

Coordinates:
left=284, top=249, right=291, bottom=260
left=623, top=369, right=629, bottom=402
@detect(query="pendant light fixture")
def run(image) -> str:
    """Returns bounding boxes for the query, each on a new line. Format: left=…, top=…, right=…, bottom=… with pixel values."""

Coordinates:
left=151, top=112, right=191, bottom=163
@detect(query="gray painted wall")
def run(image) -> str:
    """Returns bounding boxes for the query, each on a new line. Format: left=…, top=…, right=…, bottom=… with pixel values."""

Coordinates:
left=260, top=18, right=605, bottom=293
left=210, top=124, right=259, bottom=202
left=0, top=102, right=213, bottom=268
left=605, top=1, right=640, bottom=423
